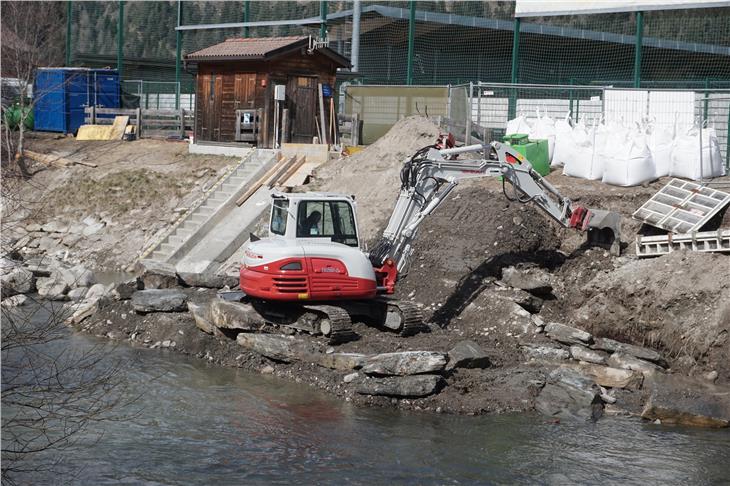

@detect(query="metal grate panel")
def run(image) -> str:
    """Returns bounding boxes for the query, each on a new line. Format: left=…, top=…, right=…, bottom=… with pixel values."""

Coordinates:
left=632, top=179, right=730, bottom=234
left=636, top=229, right=730, bottom=257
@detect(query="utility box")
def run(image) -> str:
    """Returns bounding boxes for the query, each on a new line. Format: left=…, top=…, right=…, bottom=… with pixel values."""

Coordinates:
left=33, top=67, right=120, bottom=134
left=503, top=133, right=550, bottom=176
left=274, top=85, right=286, bottom=101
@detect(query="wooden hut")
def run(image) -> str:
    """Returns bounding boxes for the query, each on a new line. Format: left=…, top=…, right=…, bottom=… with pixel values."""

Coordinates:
left=185, top=36, right=350, bottom=148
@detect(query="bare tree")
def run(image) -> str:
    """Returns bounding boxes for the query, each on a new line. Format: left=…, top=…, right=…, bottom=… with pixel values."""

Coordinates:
left=1, top=1, right=66, bottom=178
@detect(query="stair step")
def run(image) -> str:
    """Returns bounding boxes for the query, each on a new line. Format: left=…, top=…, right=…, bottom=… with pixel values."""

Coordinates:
left=221, top=182, right=241, bottom=192
left=159, top=242, right=177, bottom=255
left=188, top=214, right=207, bottom=225
left=175, top=228, right=193, bottom=239
left=168, top=236, right=186, bottom=247
left=149, top=250, right=169, bottom=261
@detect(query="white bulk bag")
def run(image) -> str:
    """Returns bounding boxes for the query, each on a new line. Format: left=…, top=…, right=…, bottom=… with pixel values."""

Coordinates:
left=529, top=112, right=556, bottom=163
left=505, top=114, right=533, bottom=136
left=670, top=126, right=726, bottom=180
left=562, top=122, right=598, bottom=179
left=601, top=132, right=656, bottom=187
left=551, top=114, right=573, bottom=167
left=647, top=124, right=674, bottom=178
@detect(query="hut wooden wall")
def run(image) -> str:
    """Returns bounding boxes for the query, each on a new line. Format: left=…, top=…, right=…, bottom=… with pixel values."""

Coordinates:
left=194, top=50, right=339, bottom=148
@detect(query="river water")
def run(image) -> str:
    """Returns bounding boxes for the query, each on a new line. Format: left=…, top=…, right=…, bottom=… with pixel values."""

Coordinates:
left=4, top=303, right=730, bottom=485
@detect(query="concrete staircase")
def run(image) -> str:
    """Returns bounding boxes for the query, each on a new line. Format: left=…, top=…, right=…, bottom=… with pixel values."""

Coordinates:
left=146, top=149, right=276, bottom=265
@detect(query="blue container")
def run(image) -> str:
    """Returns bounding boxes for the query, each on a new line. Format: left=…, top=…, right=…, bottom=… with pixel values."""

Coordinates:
left=33, top=68, right=120, bottom=134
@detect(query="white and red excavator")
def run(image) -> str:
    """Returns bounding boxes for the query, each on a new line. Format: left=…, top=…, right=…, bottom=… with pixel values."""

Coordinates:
left=240, top=138, right=621, bottom=343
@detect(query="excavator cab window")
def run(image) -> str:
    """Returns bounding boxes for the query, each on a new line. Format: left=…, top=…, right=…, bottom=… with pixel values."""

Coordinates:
left=296, top=200, right=359, bottom=247
left=270, top=199, right=289, bottom=236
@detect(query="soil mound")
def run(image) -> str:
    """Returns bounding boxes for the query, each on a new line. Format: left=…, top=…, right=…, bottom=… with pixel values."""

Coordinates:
left=313, top=116, right=440, bottom=241
left=569, top=251, right=730, bottom=375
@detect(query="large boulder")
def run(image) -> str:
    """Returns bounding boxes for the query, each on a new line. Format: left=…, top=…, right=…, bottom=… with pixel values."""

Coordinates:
left=446, top=340, right=491, bottom=370
left=607, top=352, right=662, bottom=374
left=209, top=299, right=266, bottom=331
left=495, top=287, right=544, bottom=314
left=356, top=375, right=445, bottom=398
left=545, top=322, right=593, bottom=346
left=592, top=337, right=667, bottom=367
left=561, top=363, right=643, bottom=390
left=187, top=302, right=221, bottom=336
left=135, top=260, right=180, bottom=289
left=131, top=289, right=187, bottom=313
left=70, top=264, right=95, bottom=288
left=642, top=372, right=730, bottom=428
left=501, top=266, right=553, bottom=296
left=521, top=343, right=570, bottom=361
left=361, top=351, right=447, bottom=376
left=114, top=278, right=141, bottom=300
left=236, top=333, right=318, bottom=363
left=1, top=266, right=35, bottom=296
left=86, top=283, right=111, bottom=301
left=178, top=271, right=239, bottom=289
left=36, top=276, right=69, bottom=300
left=67, top=286, right=88, bottom=301
left=536, top=367, right=604, bottom=421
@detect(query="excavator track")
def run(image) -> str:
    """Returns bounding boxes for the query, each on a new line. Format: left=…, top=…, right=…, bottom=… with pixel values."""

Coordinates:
left=302, top=304, right=358, bottom=345
left=382, top=300, right=427, bottom=336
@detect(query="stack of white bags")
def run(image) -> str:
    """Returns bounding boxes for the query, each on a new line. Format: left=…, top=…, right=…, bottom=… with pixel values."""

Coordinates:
left=505, top=112, right=726, bottom=186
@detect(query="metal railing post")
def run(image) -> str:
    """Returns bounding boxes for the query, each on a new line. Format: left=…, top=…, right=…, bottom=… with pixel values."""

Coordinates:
left=66, top=1, right=72, bottom=66
left=117, top=0, right=124, bottom=78
left=175, top=0, right=183, bottom=110
left=633, top=11, right=643, bottom=88
left=406, top=1, right=416, bottom=85
left=509, top=17, right=521, bottom=119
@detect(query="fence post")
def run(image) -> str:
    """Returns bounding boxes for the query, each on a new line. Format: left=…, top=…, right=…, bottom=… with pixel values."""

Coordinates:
left=726, top=100, right=730, bottom=170
left=90, top=105, right=96, bottom=125
left=703, top=77, right=709, bottom=123
left=244, top=0, right=250, bottom=38
left=179, top=108, right=185, bottom=138
left=66, top=1, right=73, bottom=66
left=509, top=17, right=521, bottom=119
left=633, top=11, right=643, bottom=88
left=406, top=0, right=415, bottom=85
left=465, top=82, right=472, bottom=145
left=320, top=0, right=327, bottom=39
left=136, top=107, right=142, bottom=138
left=175, top=0, right=183, bottom=110
left=117, top=0, right=124, bottom=78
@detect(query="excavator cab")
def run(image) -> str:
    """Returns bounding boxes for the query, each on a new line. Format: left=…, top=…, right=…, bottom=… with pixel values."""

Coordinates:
left=268, top=193, right=361, bottom=248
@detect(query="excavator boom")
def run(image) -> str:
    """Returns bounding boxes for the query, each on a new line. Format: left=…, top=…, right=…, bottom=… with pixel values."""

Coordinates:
left=369, top=141, right=621, bottom=291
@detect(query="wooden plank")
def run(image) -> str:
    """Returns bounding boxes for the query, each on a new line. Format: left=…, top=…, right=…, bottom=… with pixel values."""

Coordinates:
left=142, top=129, right=180, bottom=138
left=24, top=150, right=97, bottom=168
left=267, top=155, right=300, bottom=188
left=281, top=160, right=326, bottom=188
left=276, top=155, right=308, bottom=186
left=318, top=83, right=327, bottom=144
left=76, top=125, right=113, bottom=140
left=108, top=116, right=129, bottom=140
left=235, top=157, right=290, bottom=206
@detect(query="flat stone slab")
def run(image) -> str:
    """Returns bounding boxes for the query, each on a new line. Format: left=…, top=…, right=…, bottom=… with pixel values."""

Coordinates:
left=178, top=272, right=238, bottom=289
left=236, top=333, right=318, bottom=363
left=521, top=343, right=570, bottom=361
left=187, top=302, right=221, bottom=336
left=356, top=375, right=445, bottom=398
left=592, top=337, right=667, bottom=367
left=545, top=322, right=593, bottom=346
left=447, top=340, right=490, bottom=370
left=607, top=352, right=662, bottom=375
left=209, top=299, right=266, bottom=331
left=570, top=345, right=608, bottom=365
left=536, top=367, right=604, bottom=421
left=131, top=289, right=187, bottom=313
left=642, top=372, right=730, bottom=428
left=361, top=351, right=447, bottom=376
left=315, top=353, right=367, bottom=371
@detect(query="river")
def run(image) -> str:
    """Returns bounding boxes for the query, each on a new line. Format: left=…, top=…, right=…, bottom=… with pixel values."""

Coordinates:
left=4, top=302, right=730, bottom=485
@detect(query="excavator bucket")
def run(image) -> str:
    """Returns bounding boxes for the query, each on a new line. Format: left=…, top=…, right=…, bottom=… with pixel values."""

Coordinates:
left=585, top=209, right=622, bottom=256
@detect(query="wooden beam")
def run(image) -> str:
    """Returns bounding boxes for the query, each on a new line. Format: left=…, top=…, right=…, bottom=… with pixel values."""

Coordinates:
left=275, top=155, right=307, bottom=186
left=235, top=156, right=290, bottom=206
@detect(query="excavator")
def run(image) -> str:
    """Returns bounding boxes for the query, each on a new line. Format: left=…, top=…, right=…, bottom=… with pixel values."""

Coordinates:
left=240, top=138, right=621, bottom=344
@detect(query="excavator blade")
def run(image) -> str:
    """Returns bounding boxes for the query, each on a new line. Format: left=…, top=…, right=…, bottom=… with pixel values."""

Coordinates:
left=585, top=209, right=622, bottom=256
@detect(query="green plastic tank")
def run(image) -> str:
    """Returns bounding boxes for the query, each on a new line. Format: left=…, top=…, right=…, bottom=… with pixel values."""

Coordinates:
left=502, top=133, right=550, bottom=176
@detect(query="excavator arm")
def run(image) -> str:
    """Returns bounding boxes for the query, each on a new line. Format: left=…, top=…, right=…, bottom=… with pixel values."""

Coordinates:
left=369, top=141, right=621, bottom=293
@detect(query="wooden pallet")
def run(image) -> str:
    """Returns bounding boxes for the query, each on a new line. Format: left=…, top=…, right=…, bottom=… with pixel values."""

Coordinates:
left=636, top=229, right=730, bottom=257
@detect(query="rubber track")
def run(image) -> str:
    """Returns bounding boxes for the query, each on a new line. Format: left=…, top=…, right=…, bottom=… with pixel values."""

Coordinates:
left=303, top=304, right=358, bottom=345
left=386, top=300, right=426, bottom=336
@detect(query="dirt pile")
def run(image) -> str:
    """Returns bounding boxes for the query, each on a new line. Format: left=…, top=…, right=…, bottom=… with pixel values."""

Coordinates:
left=313, top=116, right=440, bottom=241
left=567, top=251, right=730, bottom=376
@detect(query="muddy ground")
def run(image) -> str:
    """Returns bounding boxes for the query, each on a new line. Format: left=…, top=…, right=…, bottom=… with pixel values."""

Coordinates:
left=8, top=119, right=730, bottom=417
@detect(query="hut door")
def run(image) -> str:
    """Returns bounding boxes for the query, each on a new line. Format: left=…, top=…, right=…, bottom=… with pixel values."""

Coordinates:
left=197, top=74, right=223, bottom=142
left=286, top=76, right=318, bottom=143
